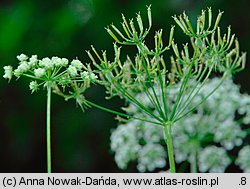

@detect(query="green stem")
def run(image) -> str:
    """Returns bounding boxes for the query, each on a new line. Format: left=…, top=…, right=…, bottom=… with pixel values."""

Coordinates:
left=174, top=75, right=226, bottom=122
left=46, top=85, right=52, bottom=173
left=190, top=151, right=197, bottom=173
left=85, top=99, right=162, bottom=126
left=163, top=122, right=176, bottom=173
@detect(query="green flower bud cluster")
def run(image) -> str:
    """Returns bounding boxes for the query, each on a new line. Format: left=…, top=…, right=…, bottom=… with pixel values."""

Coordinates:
left=87, top=7, right=246, bottom=126
left=106, top=5, right=152, bottom=45
left=170, top=9, right=246, bottom=85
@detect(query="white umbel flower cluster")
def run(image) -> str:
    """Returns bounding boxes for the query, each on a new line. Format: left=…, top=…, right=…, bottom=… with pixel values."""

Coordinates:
left=110, top=120, right=166, bottom=172
left=34, top=68, right=46, bottom=78
left=238, top=95, right=250, bottom=124
left=81, top=71, right=98, bottom=81
left=17, top=53, right=28, bottom=62
left=71, top=59, right=83, bottom=70
left=235, top=146, right=250, bottom=173
left=173, top=78, right=249, bottom=171
left=198, top=146, right=231, bottom=173
left=3, top=53, right=98, bottom=93
left=29, top=55, right=38, bottom=66
left=3, top=66, right=13, bottom=81
left=213, top=118, right=246, bottom=150
left=67, top=65, right=78, bottom=77
left=110, top=77, right=250, bottom=172
left=14, top=62, right=30, bottom=77
left=29, top=81, right=39, bottom=93
left=3, top=53, right=98, bottom=110
left=137, top=144, right=166, bottom=172
left=110, top=121, right=141, bottom=169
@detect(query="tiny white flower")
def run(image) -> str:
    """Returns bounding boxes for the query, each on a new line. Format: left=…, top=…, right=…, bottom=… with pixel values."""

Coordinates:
left=51, top=57, right=69, bottom=67
left=89, top=73, right=98, bottom=81
left=29, top=81, right=39, bottom=93
left=198, top=146, right=231, bottom=173
left=67, top=65, right=78, bottom=77
left=51, top=57, right=62, bottom=66
left=14, top=62, right=30, bottom=76
left=213, top=118, right=246, bottom=150
left=110, top=121, right=141, bottom=170
left=137, top=144, right=166, bottom=172
left=61, top=58, right=69, bottom=67
left=81, top=71, right=97, bottom=81
left=39, top=57, right=53, bottom=69
left=81, top=71, right=89, bottom=80
left=14, top=69, right=22, bottom=77
left=236, top=146, right=250, bottom=173
left=71, top=59, right=83, bottom=70
left=19, top=62, right=30, bottom=71
left=3, top=66, right=13, bottom=81
left=17, top=53, right=28, bottom=62
left=34, top=68, right=46, bottom=78
left=29, top=55, right=38, bottom=67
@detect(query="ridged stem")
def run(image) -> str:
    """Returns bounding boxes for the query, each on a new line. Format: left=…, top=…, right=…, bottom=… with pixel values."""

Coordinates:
left=163, top=122, right=176, bottom=173
left=46, top=85, right=52, bottom=173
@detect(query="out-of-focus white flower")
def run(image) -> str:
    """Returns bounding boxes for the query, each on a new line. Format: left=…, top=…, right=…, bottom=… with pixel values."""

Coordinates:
left=198, top=146, right=231, bottom=173
left=236, top=146, right=250, bottom=173
left=34, top=68, right=46, bottom=78
left=238, top=94, right=250, bottom=124
left=213, top=118, right=246, bottom=150
left=110, top=119, right=166, bottom=172
left=110, top=121, right=141, bottom=169
left=137, top=144, right=166, bottom=172
left=172, top=78, right=248, bottom=163
left=3, top=66, right=13, bottom=81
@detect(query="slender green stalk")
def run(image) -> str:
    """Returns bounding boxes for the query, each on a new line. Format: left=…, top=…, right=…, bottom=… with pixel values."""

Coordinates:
left=174, top=75, right=226, bottom=122
left=46, top=85, right=52, bottom=173
left=190, top=151, right=197, bottom=173
left=163, top=122, right=176, bottom=173
left=85, top=99, right=162, bottom=126
left=139, top=49, right=166, bottom=119
left=114, top=81, right=163, bottom=122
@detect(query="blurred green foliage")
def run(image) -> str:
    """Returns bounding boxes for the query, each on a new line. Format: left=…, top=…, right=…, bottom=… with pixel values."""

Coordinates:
left=0, top=0, right=249, bottom=172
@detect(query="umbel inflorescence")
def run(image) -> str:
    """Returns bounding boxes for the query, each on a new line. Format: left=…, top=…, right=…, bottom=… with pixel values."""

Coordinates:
left=3, top=54, right=97, bottom=108
left=87, top=7, right=246, bottom=172
left=87, top=6, right=246, bottom=126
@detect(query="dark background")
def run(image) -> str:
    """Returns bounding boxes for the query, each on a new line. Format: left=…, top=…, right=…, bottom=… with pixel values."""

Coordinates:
left=0, top=0, right=249, bottom=172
